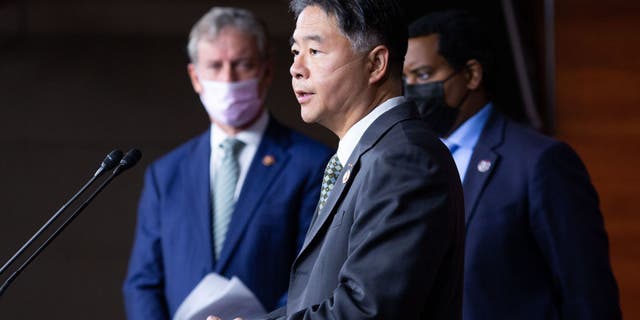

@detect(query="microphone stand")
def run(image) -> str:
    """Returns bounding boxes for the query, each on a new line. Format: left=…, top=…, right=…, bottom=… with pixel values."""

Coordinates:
left=0, top=168, right=121, bottom=297
left=0, top=149, right=139, bottom=298
left=0, top=150, right=122, bottom=277
left=0, top=176, right=97, bottom=276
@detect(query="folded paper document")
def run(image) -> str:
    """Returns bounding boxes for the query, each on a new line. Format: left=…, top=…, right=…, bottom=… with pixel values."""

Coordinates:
left=173, top=273, right=266, bottom=320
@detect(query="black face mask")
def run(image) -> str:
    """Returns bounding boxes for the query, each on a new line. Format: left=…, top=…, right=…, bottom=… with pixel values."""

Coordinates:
left=404, top=71, right=467, bottom=137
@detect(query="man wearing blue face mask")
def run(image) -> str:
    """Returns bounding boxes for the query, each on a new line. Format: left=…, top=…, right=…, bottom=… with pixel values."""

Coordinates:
left=403, top=10, right=621, bottom=320
left=122, top=7, right=333, bottom=320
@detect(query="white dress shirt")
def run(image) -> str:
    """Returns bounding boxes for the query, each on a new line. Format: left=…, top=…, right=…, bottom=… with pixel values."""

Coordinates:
left=336, top=96, right=406, bottom=165
left=210, top=110, right=269, bottom=200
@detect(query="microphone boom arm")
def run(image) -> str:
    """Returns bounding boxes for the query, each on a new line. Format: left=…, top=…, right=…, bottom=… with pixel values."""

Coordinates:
left=0, top=172, right=119, bottom=297
left=0, top=150, right=123, bottom=276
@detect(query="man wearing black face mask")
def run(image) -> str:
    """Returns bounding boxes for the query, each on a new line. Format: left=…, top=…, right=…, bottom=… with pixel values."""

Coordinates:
left=405, top=69, right=470, bottom=136
left=403, top=10, right=621, bottom=320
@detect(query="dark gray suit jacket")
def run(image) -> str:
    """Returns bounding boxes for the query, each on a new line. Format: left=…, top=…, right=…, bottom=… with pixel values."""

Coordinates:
left=266, top=102, right=465, bottom=319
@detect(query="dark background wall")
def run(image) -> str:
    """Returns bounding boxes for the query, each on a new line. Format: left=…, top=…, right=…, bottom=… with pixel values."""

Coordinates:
left=0, top=1, right=325, bottom=318
left=0, top=0, right=638, bottom=318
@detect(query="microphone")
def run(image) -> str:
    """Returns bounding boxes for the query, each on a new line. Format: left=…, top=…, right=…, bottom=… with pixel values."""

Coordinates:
left=95, top=149, right=124, bottom=177
left=0, top=148, right=141, bottom=297
left=113, top=148, right=142, bottom=176
left=0, top=149, right=123, bottom=277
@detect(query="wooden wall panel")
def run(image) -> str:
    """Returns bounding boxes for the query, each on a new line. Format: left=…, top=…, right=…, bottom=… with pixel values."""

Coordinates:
left=556, top=1, right=640, bottom=318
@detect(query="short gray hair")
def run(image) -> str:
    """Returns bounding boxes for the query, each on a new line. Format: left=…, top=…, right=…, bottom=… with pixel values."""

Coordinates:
left=187, top=7, right=271, bottom=64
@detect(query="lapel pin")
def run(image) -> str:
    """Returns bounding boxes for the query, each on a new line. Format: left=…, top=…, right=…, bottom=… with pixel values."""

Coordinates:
left=342, top=169, right=351, bottom=184
left=477, top=160, right=492, bottom=173
left=262, top=155, right=275, bottom=166
left=342, top=163, right=354, bottom=184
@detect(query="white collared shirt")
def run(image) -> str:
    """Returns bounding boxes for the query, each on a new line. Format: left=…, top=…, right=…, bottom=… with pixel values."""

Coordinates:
left=336, top=96, right=406, bottom=165
left=210, top=110, right=269, bottom=199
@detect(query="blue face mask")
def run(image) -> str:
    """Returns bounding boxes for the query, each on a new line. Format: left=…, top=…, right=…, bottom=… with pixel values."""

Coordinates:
left=404, top=71, right=467, bottom=137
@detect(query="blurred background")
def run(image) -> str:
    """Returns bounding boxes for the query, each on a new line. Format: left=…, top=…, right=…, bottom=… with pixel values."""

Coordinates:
left=0, top=0, right=638, bottom=318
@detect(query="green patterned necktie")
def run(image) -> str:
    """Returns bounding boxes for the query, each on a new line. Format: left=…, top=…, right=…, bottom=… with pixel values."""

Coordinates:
left=318, top=154, right=343, bottom=211
left=213, top=138, right=244, bottom=259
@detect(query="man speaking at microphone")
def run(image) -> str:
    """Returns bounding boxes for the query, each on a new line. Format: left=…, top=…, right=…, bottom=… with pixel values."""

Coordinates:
left=122, top=7, right=333, bottom=320
left=208, top=1, right=465, bottom=319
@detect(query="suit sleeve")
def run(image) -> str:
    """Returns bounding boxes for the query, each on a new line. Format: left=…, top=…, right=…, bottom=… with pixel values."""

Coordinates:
left=122, top=166, right=170, bottom=320
left=286, top=145, right=463, bottom=319
left=529, top=142, right=621, bottom=319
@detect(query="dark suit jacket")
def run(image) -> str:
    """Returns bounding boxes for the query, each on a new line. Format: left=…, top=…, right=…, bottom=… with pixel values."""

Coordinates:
left=267, top=102, right=465, bottom=319
left=462, top=110, right=621, bottom=319
left=122, top=117, right=333, bottom=319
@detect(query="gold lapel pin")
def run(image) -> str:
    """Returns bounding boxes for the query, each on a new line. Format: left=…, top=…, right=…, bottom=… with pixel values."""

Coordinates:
left=262, top=155, right=275, bottom=166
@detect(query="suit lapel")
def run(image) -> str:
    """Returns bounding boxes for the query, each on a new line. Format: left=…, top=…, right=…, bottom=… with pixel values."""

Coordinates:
left=215, top=119, right=291, bottom=273
left=462, top=111, right=505, bottom=226
left=183, top=130, right=216, bottom=267
left=297, top=102, right=416, bottom=259
left=300, top=159, right=357, bottom=251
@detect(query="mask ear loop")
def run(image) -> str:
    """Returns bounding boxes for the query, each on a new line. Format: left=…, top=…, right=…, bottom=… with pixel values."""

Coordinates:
left=444, top=65, right=472, bottom=109
left=442, top=69, right=460, bottom=83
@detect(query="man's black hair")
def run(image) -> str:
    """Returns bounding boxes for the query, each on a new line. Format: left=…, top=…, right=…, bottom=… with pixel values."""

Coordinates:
left=409, top=10, right=494, bottom=93
left=290, top=0, right=408, bottom=79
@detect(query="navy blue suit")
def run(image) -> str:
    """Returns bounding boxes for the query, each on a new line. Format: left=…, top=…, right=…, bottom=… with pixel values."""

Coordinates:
left=462, top=110, right=620, bottom=319
left=123, top=117, right=333, bottom=319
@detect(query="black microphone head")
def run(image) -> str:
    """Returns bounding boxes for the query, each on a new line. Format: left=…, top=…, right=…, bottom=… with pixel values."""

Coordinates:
left=94, top=149, right=123, bottom=177
left=118, top=148, right=142, bottom=171
left=103, top=149, right=124, bottom=170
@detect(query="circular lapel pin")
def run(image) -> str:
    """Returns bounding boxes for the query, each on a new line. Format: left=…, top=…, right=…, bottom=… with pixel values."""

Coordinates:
left=342, top=169, right=351, bottom=184
left=477, top=160, right=492, bottom=173
left=262, top=155, right=275, bottom=166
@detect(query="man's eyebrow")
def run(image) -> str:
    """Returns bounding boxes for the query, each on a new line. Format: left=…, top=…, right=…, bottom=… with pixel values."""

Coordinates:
left=410, top=65, right=432, bottom=74
left=290, top=34, right=324, bottom=46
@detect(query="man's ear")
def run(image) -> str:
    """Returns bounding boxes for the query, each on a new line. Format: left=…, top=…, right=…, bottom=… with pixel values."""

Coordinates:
left=187, top=63, right=203, bottom=94
left=367, top=45, right=390, bottom=84
left=465, top=59, right=483, bottom=90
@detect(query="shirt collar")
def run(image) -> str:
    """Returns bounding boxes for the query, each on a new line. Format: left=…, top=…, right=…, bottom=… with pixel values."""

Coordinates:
left=442, top=102, right=493, bottom=151
left=211, top=110, right=269, bottom=150
left=337, top=96, right=406, bottom=165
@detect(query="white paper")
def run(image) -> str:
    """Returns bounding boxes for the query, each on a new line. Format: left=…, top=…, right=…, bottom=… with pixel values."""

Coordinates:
left=173, top=273, right=267, bottom=320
